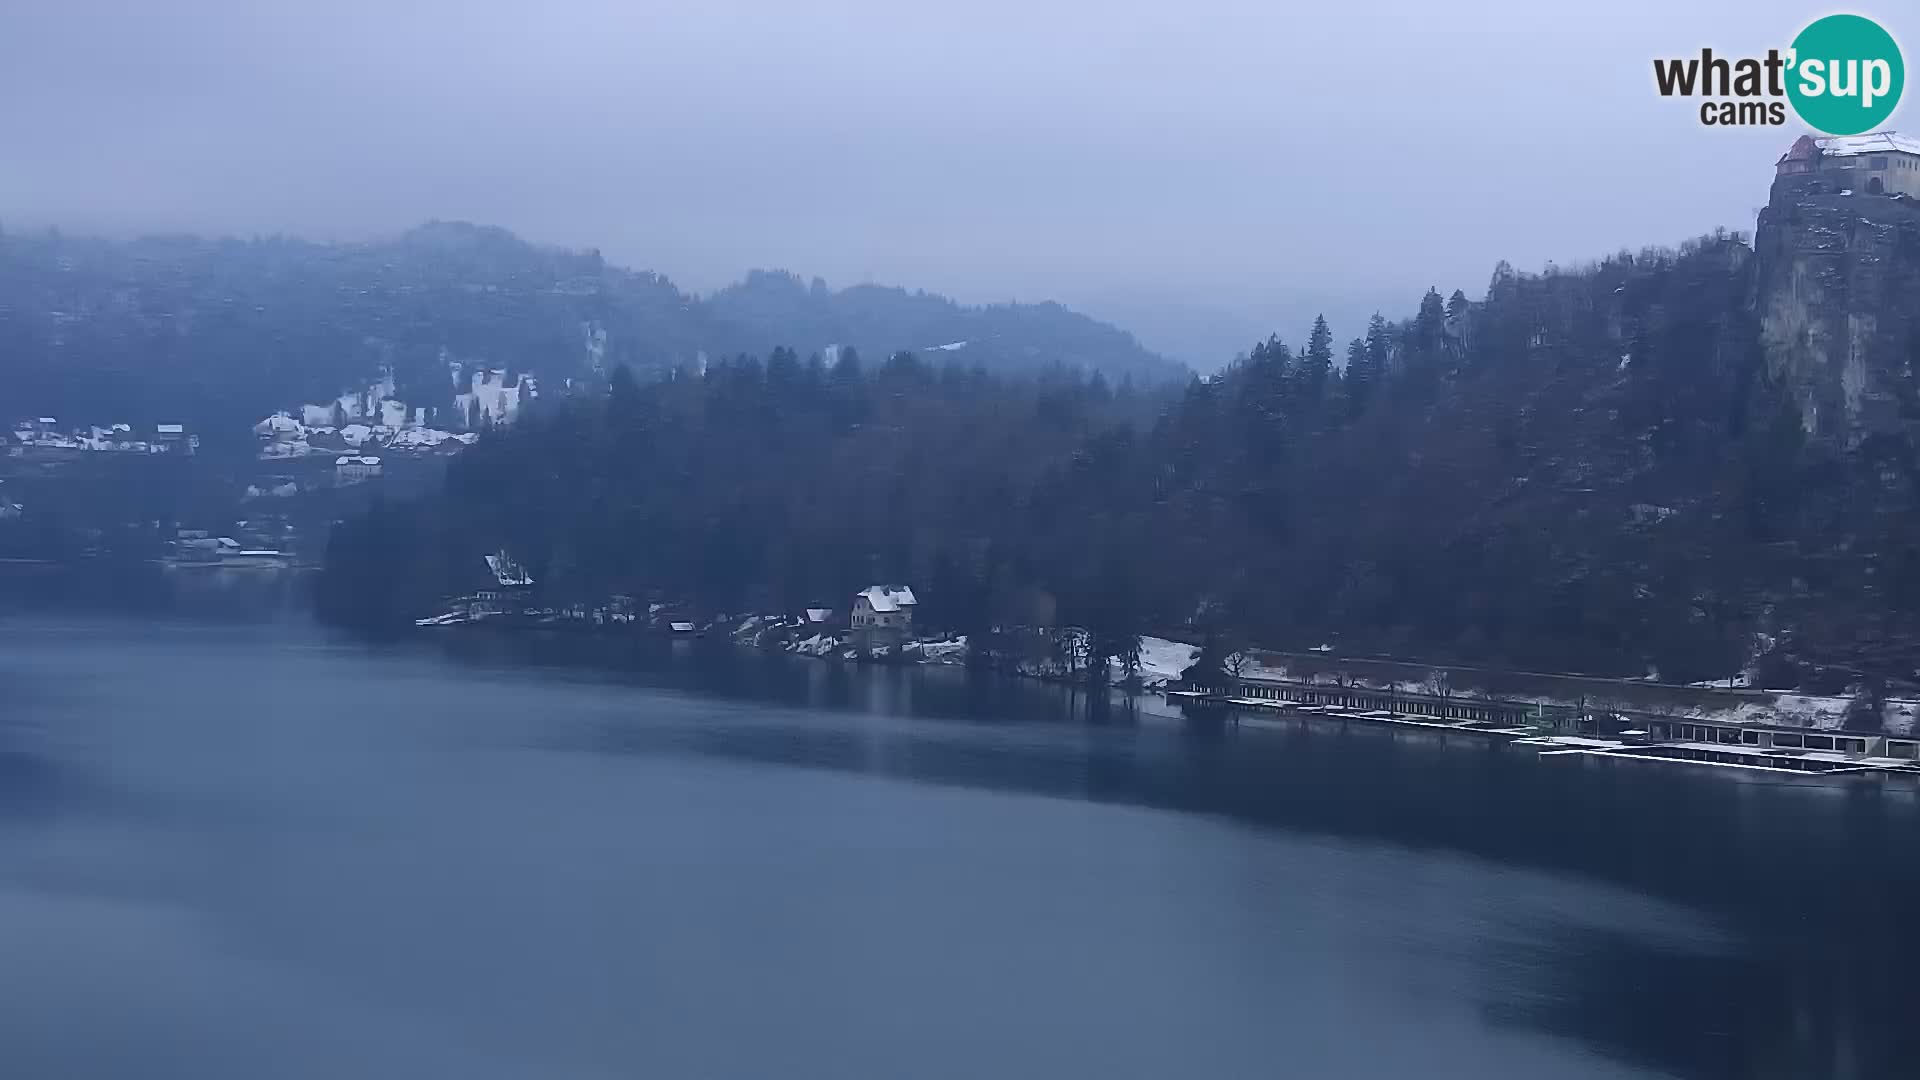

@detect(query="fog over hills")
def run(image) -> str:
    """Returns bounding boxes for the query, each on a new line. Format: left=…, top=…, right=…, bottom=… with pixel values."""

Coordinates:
left=0, top=220, right=1182, bottom=433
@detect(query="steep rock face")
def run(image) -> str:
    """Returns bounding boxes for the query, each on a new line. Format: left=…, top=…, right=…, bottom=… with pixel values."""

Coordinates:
left=1754, top=174, right=1920, bottom=446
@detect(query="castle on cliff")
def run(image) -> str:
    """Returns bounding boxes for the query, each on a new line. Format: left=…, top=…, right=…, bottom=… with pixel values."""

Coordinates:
left=1758, top=131, right=1920, bottom=446
left=1774, top=132, right=1920, bottom=198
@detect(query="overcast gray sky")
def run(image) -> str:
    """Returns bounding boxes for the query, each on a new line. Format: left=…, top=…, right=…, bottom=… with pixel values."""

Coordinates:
left=1, top=1, right=1910, bottom=365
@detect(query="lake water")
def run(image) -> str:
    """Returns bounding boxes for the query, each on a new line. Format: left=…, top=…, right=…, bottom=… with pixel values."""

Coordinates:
left=3, top=608, right=1918, bottom=1079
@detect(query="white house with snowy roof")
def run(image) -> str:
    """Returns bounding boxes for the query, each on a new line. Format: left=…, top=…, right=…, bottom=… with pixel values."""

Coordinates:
left=154, top=423, right=197, bottom=454
left=335, top=455, right=383, bottom=483
left=1776, top=131, right=1920, bottom=197
left=851, top=585, right=916, bottom=647
left=255, top=412, right=302, bottom=439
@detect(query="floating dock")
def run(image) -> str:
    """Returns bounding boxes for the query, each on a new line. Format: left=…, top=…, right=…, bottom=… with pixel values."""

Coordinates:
left=1197, top=694, right=1542, bottom=743
left=1174, top=677, right=1920, bottom=784
left=1513, top=734, right=1920, bottom=782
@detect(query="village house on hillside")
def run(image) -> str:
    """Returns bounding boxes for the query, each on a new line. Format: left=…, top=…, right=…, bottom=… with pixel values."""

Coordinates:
left=851, top=585, right=916, bottom=648
left=335, top=455, right=383, bottom=484
left=1776, top=131, right=1920, bottom=197
left=9, top=419, right=196, bottom=456
left=154, top=424, right=198, bottom=453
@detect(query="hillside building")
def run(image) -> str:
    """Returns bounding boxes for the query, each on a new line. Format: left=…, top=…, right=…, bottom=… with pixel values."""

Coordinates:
left=851, top=585, right=916, bottom=648
left=1776, top=132, right=1920, bottom=197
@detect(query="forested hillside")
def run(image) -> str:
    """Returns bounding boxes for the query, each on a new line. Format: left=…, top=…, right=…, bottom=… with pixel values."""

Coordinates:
left=708, top=271, right=1173, bottom=382
left=319, top=218, right=1920, bottom=690
left=0, top=221, right=1179, bottom=441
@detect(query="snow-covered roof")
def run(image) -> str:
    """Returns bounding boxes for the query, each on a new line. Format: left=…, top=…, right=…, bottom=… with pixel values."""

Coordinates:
left=485, top=552, right=534, bottom=587
left=857, top=585, right=917, bottom=612
left=36, top=417, right=56, bottom=425
left=805, top=607, right=833, bottom=622
left=1816, top=131, right=1920, bottom=157
left=156, top=423, right=185, bottom=434
left=335, top=455, right=381, bottom=466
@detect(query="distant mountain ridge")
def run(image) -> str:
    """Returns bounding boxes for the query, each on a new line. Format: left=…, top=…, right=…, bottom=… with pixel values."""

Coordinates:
left=707, top=270, right=1175, bottom=383
left=0, top=220, right=1182, bottom=437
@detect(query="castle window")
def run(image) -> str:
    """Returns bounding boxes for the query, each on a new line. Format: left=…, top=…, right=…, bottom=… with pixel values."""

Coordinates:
left=1869, top=156, right=1888, bottom=170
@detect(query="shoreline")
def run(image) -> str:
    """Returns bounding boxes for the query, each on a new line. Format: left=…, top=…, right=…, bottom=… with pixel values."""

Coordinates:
left=396, top=609, right=1913, bottom=737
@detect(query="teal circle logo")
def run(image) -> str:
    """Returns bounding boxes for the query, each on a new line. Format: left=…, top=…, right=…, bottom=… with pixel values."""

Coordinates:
left=1787, top=15, right=1904, bottom=136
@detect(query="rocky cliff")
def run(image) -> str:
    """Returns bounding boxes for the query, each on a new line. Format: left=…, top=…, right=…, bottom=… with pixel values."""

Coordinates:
left=1754, top=175, right=1920, bottom=447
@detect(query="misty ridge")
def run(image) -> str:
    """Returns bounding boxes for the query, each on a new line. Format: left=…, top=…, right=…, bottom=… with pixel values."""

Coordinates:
left=12, top=171, right=1920, bottom=708
left=12, top=7, right=1920, bottom=1080
left=0, top=219, right=1182, bottom=442
left=310, top=209, right=1911, bottom=702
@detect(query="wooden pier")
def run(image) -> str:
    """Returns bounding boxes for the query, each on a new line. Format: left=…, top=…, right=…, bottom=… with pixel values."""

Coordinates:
left=1171, top=674, right=1920, bottom=783
left=1176, top=676, right=1552, bottom=732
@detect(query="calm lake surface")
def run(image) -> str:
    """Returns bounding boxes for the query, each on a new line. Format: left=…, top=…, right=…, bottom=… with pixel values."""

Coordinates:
left=3, top=605, right=1919, bottom=1079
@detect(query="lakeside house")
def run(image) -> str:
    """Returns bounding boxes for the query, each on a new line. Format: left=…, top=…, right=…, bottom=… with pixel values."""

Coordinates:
left=9, top=418, right=196, bottom=456
left=851, top=585, right=916, bottom=648
left=455, top=590, right=506, bottom=620
left=154, top=423, right=198, bottom=453
left=158, top=533, right=288, bottom=567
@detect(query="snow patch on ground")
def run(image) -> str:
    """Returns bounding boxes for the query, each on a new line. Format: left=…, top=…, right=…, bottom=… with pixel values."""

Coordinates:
left=902, top=636, right=968, bottom=664
left=791, top=634, right=841, bottom=657
left=252, top=411, right=480, bottom=460
left=1135, top=636, right=1200, bottom=687
left=1007, top=632, right=1198, bottom=689
left=1701, top=694, right=1855, bottom=730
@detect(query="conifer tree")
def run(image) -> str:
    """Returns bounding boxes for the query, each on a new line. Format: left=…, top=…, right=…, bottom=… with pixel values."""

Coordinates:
left=1344, top=336, right=1372, bottom=415
left=1302, top=314, right=1334, bottom=400
left=1364, top=313, right=1393, bottom=376
left=1415, top=288, right=1445, bottom=353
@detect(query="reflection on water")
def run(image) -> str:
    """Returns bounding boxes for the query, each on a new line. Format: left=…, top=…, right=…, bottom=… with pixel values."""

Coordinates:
left=0, top=562, right=314, bottom=622
left=2, top=604, right=1918, bottom=1079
